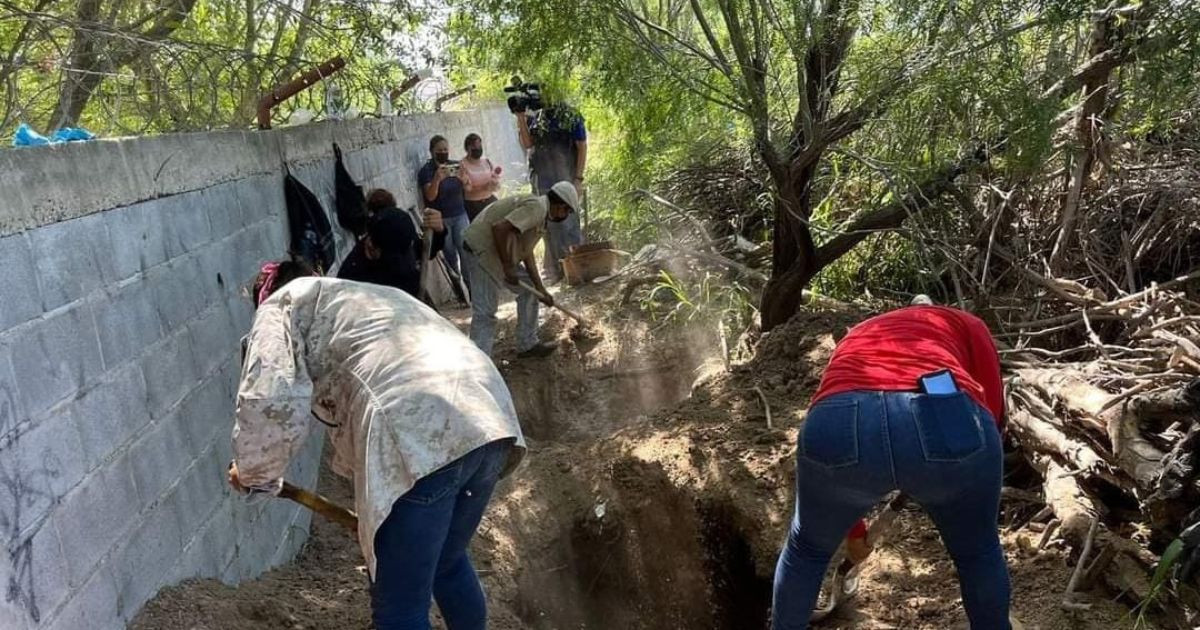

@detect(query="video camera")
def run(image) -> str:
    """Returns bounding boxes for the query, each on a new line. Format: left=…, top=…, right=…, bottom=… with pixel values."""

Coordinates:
left=504, top=76, right=543, bottom=114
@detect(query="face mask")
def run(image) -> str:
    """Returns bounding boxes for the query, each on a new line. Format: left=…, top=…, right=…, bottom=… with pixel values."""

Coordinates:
left=468, top=148, right=483, bottom=160
left=435, top=152, right=449, bottom=164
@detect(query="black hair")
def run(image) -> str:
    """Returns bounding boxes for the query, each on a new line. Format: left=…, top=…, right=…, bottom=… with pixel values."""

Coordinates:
left=252, top=258, right=315, bottom=309
left=464, top=133, right=482, bottom=150
left=429, top=135, right=447, bottom=152
left=547, top=189, right=567, bottom=209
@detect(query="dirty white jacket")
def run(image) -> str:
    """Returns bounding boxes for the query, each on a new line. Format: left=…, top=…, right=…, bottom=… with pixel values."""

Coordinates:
left=232, top=277, right=525, bottom=577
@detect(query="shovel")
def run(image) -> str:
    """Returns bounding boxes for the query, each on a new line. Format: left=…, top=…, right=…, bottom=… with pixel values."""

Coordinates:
left=811, top=493, right=910, bottom=623
left=280, top=480, right=359, bottom=534
left=515, top=279, right=603, bottom=341
left=418, top=226, right=434, bottom=305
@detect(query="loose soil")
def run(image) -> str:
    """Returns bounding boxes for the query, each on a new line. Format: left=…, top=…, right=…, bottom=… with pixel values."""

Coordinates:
left=132, top=286, right=1143, bottom=630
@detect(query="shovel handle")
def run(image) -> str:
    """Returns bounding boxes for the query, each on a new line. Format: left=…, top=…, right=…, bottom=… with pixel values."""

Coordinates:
left=417, top=227, right=434, bottom=302
left=280, top=480, right=359, bottom=533
left=516, top=280, right=589, bottom=325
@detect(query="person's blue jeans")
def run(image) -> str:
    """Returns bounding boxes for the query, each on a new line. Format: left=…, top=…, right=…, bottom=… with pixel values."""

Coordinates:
left=371, top=439, right=514, bottom=630
left=772, top=391, right=1010, bottom=630
left=442, top=213, right=471, bottom=293
left=463, top=251, right=539, bottom=355
left=541, top=211, right=582, bottom=282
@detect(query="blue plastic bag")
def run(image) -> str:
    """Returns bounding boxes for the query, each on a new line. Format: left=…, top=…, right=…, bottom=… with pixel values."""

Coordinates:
left=51, top=127, right=96, bottom=142
left=12, top=123, right=50, bottom=147
left=12, top=123, right=96, bottom=147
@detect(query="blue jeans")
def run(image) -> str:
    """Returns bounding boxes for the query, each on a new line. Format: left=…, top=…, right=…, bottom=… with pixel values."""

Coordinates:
left=541, top=211, right=582, bottom=282
left=442, top=213, right=471, bottom=293
left=772, top=391, right=1010, bottom=630
left=463, top=251, right=539, bottom=355
left=371, top=439, right=514, bottom=630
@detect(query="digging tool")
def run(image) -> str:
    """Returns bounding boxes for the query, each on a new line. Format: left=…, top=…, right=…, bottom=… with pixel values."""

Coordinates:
left=418, top=226, right=434, bottom=305
left=279, top=480, right=359, bottom=533
left=811, top=493, right=910, bottom=623
left=515, top=279, right=603, bottom=341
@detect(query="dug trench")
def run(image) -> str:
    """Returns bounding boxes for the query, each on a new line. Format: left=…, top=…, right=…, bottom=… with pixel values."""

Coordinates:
left=133, top=291, right=1142, bottom=630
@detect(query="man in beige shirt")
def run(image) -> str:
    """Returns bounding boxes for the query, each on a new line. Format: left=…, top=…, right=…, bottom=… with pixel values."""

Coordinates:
left=462, top=180, right=580, bottom=358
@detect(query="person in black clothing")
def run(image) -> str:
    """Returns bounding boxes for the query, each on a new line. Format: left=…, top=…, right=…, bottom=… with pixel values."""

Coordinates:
left=516, top=103, right=587, bottom=283
left=338, top=189, right=445, bottom=298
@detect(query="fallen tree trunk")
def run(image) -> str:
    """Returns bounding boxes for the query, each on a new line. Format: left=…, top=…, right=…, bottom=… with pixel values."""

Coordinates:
left=1007, top=366, right=1200, bottom=624
left=1012, top=368, right=1169, bottom=489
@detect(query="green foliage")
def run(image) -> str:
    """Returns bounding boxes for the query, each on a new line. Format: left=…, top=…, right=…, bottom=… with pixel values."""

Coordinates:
left=642, top=269, right=758, bottom=339
left=1128, top=538, right=1185, bottom=628
left=0, top=0, right=435, bottom=136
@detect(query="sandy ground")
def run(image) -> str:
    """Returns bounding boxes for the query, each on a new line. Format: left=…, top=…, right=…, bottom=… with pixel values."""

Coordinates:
left=132, top=287, right=1148, bottom=630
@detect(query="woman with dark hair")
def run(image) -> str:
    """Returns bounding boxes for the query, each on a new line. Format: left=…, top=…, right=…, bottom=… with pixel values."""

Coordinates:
left=230, top=263, right=526, bottom=630
left=418, top=135, right=470, bottom=291
left=338, top=188, right=445, bottom=297
left=459, top=133, right=502, bottom=222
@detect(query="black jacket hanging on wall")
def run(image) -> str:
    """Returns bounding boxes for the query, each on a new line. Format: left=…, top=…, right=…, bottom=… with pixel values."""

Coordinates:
left=283, top=173, right=336, bottom=273
left=333, top=143, right=368, bottom=236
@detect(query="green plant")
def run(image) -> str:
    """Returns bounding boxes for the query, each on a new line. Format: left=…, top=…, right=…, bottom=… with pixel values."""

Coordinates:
left=642, top=269, right=757, bottom=352
left=1127, top=538, right=1185, bottom=628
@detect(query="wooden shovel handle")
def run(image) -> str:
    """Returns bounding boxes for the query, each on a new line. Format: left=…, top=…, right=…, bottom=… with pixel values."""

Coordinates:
left=515, top=280, right=589, bottom=325
left=418, top=227, right=434, bottom=302
left=279, top=480, right=358, bottom=533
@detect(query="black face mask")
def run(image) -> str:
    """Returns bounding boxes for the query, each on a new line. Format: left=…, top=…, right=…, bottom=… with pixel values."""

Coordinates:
left=468, top=148, right=483, bottom=160
left=435, top=152, right=449, bottom=164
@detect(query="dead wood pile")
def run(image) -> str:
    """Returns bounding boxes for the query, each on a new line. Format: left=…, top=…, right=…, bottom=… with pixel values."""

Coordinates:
left=974, top=139, right=1200, bottom=625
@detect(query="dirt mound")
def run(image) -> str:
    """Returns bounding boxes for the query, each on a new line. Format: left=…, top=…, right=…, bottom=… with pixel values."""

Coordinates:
left=132, top=298, right=1141, bottom=630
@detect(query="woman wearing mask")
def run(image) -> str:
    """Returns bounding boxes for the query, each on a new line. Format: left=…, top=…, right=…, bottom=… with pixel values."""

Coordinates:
left=460, top=133, right=502, bottom=222
left=418, top=135, right=470, bottom=293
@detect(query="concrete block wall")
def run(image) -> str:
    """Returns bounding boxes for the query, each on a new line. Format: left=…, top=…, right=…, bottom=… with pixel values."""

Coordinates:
left=0, top=107, right=525, bottom=630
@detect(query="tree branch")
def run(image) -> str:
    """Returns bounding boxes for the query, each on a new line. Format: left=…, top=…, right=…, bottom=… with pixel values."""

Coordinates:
left=814, top=142, right=999, bottom=268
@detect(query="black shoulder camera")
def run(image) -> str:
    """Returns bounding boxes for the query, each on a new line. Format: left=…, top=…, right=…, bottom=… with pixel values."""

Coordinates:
left=504, top=76, right=543, bottom=114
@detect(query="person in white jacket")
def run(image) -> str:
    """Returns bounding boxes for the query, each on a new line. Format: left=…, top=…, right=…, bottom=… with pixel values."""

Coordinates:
left=227, top=260, right=525, bottom=630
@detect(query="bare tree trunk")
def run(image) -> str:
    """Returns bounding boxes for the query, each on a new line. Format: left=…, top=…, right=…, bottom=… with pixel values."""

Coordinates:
left=1049, top=9, right=1115, bottom=271
left=47, top=0, right=199, bottom=129
left=47, top=0, right=106, bottom=129
left=761, top=175, right=818, bottom=330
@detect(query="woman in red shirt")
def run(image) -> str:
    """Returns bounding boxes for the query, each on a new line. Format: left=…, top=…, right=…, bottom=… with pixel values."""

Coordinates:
left=772, top=303, right=1011, bottom=630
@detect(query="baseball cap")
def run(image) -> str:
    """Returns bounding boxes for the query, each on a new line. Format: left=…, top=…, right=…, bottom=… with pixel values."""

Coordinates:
left=549, top=181, right=581, bottom=214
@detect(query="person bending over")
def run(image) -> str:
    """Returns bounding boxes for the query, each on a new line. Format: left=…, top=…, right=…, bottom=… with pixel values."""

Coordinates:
left=461, top=181, right=579, bottom=358
left=228, top=261, right=525, bottom=630
left=338, top=188, right=444, bottom=298
left=772, top=302, right=1010, bottom=630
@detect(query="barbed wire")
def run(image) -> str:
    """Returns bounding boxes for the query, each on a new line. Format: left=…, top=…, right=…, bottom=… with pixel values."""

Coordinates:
left=0, top=0, right=440, bottom=138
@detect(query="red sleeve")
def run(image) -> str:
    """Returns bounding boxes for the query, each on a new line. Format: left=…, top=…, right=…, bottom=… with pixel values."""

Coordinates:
left=966, top=316, right=1005, bottom=427
left=848, top=519, right=868, bottom=540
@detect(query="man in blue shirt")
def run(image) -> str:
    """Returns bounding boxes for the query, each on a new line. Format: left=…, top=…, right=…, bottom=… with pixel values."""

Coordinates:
left=417, top=135, right=471, bottom=297
left=516, top=104, right=587, bottom=284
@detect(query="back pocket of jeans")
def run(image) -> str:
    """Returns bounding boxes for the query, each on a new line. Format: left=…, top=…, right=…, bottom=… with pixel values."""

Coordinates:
left=400, top=461, right=462, bottom=505
left=800, top=399, right=860, bottom=468
left=910, top=393, right=984, bottom=463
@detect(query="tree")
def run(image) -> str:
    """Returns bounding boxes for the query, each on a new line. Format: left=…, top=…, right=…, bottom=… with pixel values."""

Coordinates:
left=452, top=0, right=1198, bottom=329
left=0, top=0, right=432, bottom=135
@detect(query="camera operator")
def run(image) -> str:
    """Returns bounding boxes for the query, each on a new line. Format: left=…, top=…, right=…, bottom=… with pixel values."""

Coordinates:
left=515, top=100, right=587, bottom=284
